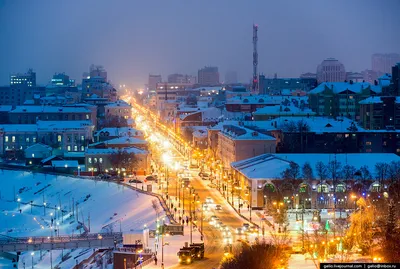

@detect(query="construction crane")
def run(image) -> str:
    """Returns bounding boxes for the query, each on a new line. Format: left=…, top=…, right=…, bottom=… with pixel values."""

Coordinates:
left=252, top=24, right=259, bottom=94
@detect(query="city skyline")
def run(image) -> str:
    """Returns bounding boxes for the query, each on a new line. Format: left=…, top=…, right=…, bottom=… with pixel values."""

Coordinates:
left=1, top=0, right=399, bottom=89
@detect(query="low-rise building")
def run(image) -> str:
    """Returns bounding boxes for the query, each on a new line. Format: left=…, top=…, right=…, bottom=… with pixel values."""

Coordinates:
left=9, top=106, right=96, bottom=126
left=94, top=127, right=144, bottom=142
left=85, top=147, right=149, bottom=174
left=308, top=82, right=382, bottom=120
left=231, top=153, right=400, bottom=209
left=217, top=124, right=276, bottom=172
left=359, top=96, right=400, bottom=130
left=24, top=143, right=53, bottom=164
left=104, top=100, right=132, bottom=120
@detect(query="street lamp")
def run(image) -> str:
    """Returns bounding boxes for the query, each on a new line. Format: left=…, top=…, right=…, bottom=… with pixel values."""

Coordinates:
left=17, top=198, right=21, bottom=211
left=31, top=252, right=34, bottom=269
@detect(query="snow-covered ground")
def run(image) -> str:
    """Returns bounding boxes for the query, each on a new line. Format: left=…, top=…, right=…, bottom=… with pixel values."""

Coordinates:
left=0, top=169, right=160, bottom=269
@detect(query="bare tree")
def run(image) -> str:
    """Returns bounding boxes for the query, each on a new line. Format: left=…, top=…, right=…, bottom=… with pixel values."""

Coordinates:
left=359, top=165, right=372, bottom=181
left=342, top=164, right=357, bottom=181
left=375, top=162, right=390, bottom=192
left=281, top=162, right=300, bottom=180
left=388, top=161, right=400, bottom=202
left=302, top=162, right=314, bottom=181
left=315, top=161, right=328, bottom=181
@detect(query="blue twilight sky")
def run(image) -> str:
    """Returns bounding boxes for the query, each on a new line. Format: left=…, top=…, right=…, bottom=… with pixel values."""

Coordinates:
left=0, top=0, right=399, bottom=89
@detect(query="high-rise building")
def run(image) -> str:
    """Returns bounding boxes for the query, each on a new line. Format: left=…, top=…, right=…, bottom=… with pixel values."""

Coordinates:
left=198, top=66, right=219, bottom=85
left=316, top=58, right=346, bottom=83
left=372, top=53, right=400, bottom=75
left=89, top=64, right=107, bottom=81
left=167, top=74, right=196, bottom=84
left=10, top=69, right=36, bottom=87
left=51, top=73, right=73, bottom=86
left=225, top=71, right=238, bottom=84
left=392, top=63, right=400, bottom=96
left=148, top=74, right=162, bottom=91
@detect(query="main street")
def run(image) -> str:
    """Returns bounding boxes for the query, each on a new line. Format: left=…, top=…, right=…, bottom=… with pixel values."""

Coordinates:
left=126, top=96, right=252, bottom=268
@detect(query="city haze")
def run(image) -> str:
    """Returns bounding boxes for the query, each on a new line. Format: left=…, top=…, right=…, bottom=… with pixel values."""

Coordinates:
left=0, top=0, right=399, bottom=88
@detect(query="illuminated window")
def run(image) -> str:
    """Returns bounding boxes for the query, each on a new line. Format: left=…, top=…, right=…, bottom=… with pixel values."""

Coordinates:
left=366, top=141, right=372, bottom=146
left=67, top=146, right=71, bottom=151
left=12, top=136, right=15, bottom=143
left=81, top=136, right=85, bottom=141
left=26, top=137, right=30, bottom=142
left=86, top=114, right=89, bottom=120
left=33, top=137, right=36, bottom=143
left=99, top=158, right=103, bottom=163
left=5, top=136, right=8, bottom=142
left=81, top=146, right=84, bottom=151
left=88, top=158, right=92, bottom=164
left=57, top=135, right=62, bottom=142
left=94, top=158, right=98, bottom=163
left=74, top=146, right=78, bottom=151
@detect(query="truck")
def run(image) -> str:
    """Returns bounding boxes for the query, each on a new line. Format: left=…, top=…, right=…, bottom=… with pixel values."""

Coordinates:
left=190, top=243, right=205, bottom=259
left=177, top=248, right=195, bottom=264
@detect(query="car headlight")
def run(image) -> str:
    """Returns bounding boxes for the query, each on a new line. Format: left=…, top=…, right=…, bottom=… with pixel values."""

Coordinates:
left=187, top=258, right=191, bottom=263
left=178, top=258, right=181, bottom=262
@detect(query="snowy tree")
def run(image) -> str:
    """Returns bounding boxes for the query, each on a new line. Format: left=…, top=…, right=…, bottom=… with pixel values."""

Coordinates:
left=380, top=200, right=400, bottom=262
left=110, top=149, right=138, bottom=174
left=302, top=162, right=314, bottom=181
left=375, top=162, right=390, bottom=191
left=346, top=197, right=377, bottom=255
left=388, top=161, right=400, bottom=202
left=315, top=161, right=328, bottom=181
left=220, top=241, right=289, bottom=269
left=327, top=160, right=342, bottom=182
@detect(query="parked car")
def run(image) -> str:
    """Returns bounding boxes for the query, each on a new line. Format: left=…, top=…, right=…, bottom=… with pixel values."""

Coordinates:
left=189, top=164, right=199, bottom=169
left=98, top=174, right=111, bottom=180
left=129, top=179, right=142, bottom=183
left=215, top=204, right=222, bottom=210
left=235, top=227, right=244, bottom=235
left=145, top=175, right=156, bottom=181
left=242, top=223, right=250, bottom=231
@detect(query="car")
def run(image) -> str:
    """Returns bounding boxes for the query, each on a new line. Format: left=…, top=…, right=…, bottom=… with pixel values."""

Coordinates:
left=202, top=204, right=210, bottom=212
left=189, top=164, right=199, bottom=168
left=215, top=204, right=222, bottom=211
left=201, top=177, right=208, bottom=180
left=209, top=216, right=219, bottom=225
left=249, top=225, right=259, bottom=234
left=242, top=223, right=250, bottom=231
left=205, top=197, right=214, bottom=204
left=223, top=234, right=233, bottom=245
left=219, top=224, right=227, bottom=231
left=222, top=228, right=232, bottom=237
left=145, top=175, right=156, bottom=181
left=98, top=174, right=111, bottom=179
left=215, top=221, right=223, bottom=228
left=129, top=179, right=142, bottom=183
left=235, top=227, right=244, bottom=235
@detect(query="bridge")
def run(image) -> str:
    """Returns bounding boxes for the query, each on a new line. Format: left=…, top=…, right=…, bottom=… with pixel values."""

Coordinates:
left=0, top=232, right=123, bottom=252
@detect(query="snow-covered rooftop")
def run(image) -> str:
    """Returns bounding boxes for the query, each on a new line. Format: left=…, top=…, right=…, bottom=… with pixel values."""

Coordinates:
left=309, top=82, right=382, bottom=95
left=85, top=146, right=148, bottom=155
left=226, top=95, right=308, bottom=105
left=94, top=127, right=143, bottom=137
left=102, top=136, right=148, bottom=145
left=104, top=100, right=131, bottom=108
left=36, top=120, right=93, bottom=131
left=51, top=160, right=79, bottom=168
left=10, top=106, right=91, bottom=113
left=192, top=128, right=208, bottom=139
left=248, top=116, right=364, bottom=133
left=180, top=107, right=248, bottom=121
left=220, top=124, right=276, bottom=141
left=0, top=105, right=12, bottom=112
left=359, top=96, right=400, bottom=105
left=0, top=124, right=37, bottom=132
left=253, top=104, right=316, bottom=116
left=232, top=153, right=400, bottom=180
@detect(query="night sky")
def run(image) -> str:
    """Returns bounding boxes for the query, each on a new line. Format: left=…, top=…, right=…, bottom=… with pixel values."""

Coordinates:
left=0, top=0, right=399, bottom=88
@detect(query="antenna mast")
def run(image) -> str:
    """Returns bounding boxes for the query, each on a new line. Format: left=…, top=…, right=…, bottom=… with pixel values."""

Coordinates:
left=252, top=24, right=259, bottom=94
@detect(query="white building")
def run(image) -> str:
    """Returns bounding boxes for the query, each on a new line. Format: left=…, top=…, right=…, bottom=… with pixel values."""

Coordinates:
left=317, top=58, right=346, bottom=83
